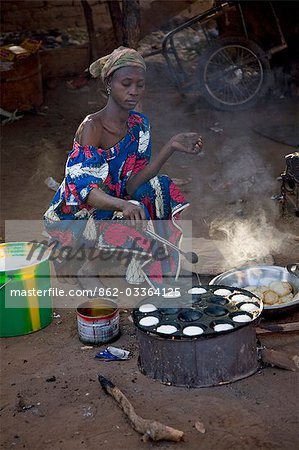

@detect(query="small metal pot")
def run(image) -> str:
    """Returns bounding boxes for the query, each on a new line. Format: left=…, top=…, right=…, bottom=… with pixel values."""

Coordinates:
left=209, top=265, right=299, bottom=318
left=76, top=298, right=120, bottom=344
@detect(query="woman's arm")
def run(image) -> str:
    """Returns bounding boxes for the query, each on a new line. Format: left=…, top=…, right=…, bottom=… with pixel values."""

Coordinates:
left=87, top=185, right=146, bottom=221
left=126, top=132, right=203, bottom=195
left=126, top=140, right=173, bottom=195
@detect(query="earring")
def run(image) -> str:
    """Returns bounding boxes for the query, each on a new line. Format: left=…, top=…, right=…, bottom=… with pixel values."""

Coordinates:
left=107, top=86, right=111, bottom=95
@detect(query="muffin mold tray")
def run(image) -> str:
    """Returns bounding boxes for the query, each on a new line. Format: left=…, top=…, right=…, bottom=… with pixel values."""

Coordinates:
left=132, top=284, right=262, bottom=339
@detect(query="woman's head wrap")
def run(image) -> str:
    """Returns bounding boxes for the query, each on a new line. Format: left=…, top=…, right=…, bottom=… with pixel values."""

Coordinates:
left=89, top=46, right=146, bottom=83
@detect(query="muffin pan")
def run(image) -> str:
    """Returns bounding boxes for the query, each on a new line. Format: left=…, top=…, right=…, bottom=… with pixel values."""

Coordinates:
left=132, top=284, right=262, bottom=339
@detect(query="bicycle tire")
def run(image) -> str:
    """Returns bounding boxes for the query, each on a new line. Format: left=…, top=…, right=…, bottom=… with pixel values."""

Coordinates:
left=195, top=37, right=272, bottom=111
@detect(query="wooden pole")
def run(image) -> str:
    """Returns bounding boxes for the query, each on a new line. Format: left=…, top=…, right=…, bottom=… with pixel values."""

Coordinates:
left=122, top=0, right=141, bottom=49
left=81, top=0, right=99, bottom=62
left=107, top=0, right=123, bottom=47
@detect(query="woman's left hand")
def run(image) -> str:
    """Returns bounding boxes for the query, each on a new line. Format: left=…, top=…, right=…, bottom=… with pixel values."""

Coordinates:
left=169, top=132, right=203, bottom=154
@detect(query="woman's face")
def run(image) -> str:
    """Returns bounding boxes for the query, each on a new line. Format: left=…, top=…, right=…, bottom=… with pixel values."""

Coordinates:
left=109, top=66, right=145, bottom=110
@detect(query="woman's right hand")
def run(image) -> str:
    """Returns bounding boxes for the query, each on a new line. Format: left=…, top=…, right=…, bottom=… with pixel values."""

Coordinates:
left=169, top=132, right=203, bottom=154
left=121, top=201, right=146, bottom=225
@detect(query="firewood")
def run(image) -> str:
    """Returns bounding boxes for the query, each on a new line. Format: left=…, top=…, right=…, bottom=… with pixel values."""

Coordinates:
left=98, top=375, right=184, bottom=442
left=256, top=322, right=299, bottom=334
left=260, top=348, right=297, bottom=371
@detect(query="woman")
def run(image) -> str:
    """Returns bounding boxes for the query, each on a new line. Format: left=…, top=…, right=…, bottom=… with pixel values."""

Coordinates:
left=44, top=47, right=202, bottom=288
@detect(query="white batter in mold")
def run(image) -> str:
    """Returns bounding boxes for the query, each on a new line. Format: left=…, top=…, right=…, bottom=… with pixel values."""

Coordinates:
left=240, top=303, right=260, bottom=313
left=213, top=289, right=231, bottom=296
left=232, top=314, right=252, bottom=323
left=231, top=294, right=252, bottom=302
left=187, top=287, right=207, bottom=294
left=214, top=323, right=234, bottom=332
left=139, top=316, right=159, bottom=326
left=183, top=326, right=204, bottom=336
left=139, top=304, right=157, bottom=313
left=156, top=325, right=177, bottom=334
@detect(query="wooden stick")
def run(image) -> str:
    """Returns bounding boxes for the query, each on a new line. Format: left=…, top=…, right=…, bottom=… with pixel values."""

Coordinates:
left=81, top=0, right=99, bottom=63
left=256, top=322, right=299, bottom=334
left=122, top=0, right=141, bottom=49
left=108, top=0, right=123, bottom=46
left=260, top=348, right=297, bottom=371
left=98, top=375, right=184, bottom=442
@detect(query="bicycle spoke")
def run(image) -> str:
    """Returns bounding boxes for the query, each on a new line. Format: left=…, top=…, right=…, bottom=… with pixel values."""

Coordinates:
left=231, top=82, right=249, bottom=102
left=229, top=83, right=241, bottom=103
left=239, top=77, right=260, bottom=97
left=218, top=49, right=236, bottom=68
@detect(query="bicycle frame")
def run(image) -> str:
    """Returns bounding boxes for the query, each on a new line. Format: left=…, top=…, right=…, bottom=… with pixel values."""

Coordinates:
left=143, top=1, right=288, bottom=92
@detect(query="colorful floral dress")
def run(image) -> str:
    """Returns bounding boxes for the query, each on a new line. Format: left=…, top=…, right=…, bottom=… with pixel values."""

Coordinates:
left=44, top=111, right=189, bottom=286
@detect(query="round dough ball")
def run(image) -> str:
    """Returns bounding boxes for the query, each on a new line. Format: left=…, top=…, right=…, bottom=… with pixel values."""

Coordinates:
left=269, top=281, right=293, bottom=297
left=293, top=292, right=299, bottom=301
left=279, top=293, right=294, bottom=304
left=254, top=286, right=269, bottom=300
left=257, top=286, right=270, bottom=294
left=263, top=290, right=279, bottom=305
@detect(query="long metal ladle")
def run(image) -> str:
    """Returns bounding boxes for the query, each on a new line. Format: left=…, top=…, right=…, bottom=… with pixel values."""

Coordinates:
left=146, top=229, right=202, bottom=285
left=145, top=229, right=199, bottom=264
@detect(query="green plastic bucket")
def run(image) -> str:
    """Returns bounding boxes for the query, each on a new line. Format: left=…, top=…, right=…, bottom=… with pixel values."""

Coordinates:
left=0, top=242, right=53, bottom=337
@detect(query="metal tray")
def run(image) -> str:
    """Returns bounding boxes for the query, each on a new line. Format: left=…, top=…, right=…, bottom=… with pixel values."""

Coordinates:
left=209, top=265, right=299, bottom=314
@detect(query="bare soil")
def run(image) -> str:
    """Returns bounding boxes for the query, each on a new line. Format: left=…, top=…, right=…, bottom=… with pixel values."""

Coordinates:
left=1, top=60, right=299, bottom=450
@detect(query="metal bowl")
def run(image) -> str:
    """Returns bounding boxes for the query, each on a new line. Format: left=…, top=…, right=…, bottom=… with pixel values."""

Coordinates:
left=209, top=265, right=299, bottom=315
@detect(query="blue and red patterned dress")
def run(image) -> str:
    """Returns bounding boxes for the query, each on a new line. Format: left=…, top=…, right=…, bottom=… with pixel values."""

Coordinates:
left=44, top=111, right=189, bottom=286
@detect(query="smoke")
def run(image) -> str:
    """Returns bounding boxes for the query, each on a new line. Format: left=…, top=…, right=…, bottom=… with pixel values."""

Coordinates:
left=209, top=211, right=285, bottom=269
left=212, top=135, right=277, bottom=200
left=29, top=138, right=65, bottom=185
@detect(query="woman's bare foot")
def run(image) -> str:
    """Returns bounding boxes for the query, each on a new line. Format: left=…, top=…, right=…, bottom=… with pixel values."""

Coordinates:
left=55, top=262, right=79, bottom=285
left=77, top=260, right=107, bottom=296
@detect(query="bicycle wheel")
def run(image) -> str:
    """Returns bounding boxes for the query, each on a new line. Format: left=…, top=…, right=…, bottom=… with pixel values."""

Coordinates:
left=196, top=37, right=272, bottom=111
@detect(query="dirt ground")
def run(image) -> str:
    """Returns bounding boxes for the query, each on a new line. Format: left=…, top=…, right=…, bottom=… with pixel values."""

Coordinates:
left=1, top=59, right=299, bottom=450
